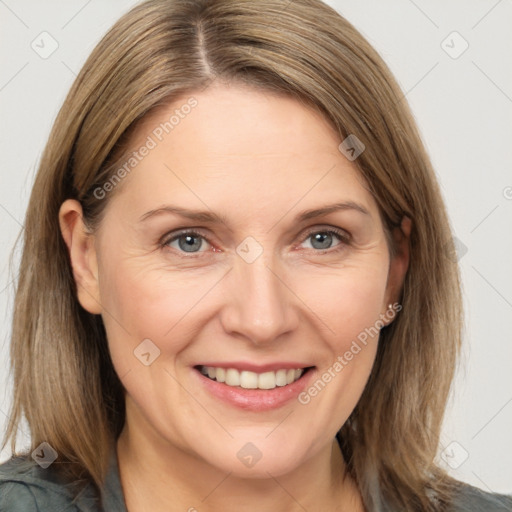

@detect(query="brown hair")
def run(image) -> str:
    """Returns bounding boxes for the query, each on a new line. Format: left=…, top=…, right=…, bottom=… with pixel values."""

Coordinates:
left=3, top=0, right=463, bottom=509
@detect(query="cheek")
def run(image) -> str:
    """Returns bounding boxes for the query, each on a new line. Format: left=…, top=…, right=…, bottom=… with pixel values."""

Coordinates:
left=293, top=263, right=387, bottom=419
left=294, top=260, right=389, bottom=344
left=96, top=252, right=223, bottom=371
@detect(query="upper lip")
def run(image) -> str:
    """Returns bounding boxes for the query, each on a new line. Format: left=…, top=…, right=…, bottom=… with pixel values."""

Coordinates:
left=195, top=362, right=314, bottom=373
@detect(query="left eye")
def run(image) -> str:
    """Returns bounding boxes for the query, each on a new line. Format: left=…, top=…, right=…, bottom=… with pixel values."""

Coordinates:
left=165, top=232, right=210, bottom=253
left=300, top=230, right=345, bottom=251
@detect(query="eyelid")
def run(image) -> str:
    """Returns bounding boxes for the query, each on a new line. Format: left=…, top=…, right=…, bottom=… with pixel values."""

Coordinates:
left=299, top=225, right=351, bottom=243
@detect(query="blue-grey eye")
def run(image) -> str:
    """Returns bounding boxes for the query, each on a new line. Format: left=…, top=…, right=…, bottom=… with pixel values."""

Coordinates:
left=168, top=233, right=205, bottom=253
left=302, top=231, right=343, bottom=251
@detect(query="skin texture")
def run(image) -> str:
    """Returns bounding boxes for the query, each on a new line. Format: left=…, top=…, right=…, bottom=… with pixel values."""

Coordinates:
left=59, top=82, right=410, bottom=511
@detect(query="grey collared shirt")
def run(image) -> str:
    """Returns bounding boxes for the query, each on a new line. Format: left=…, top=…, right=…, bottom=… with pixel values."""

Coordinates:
left=1, top=451, right=511, bottom=511
left=0, top=450, right=127, bottom=511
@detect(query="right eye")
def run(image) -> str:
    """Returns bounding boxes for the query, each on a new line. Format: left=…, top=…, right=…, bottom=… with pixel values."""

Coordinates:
left=161, top=230, right=213, bottom=255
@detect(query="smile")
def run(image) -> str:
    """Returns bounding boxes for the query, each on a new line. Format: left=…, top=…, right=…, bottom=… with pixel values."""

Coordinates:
left=193, top=364, right=316, bottom=411
left=199, top=365, right=306, bottom=390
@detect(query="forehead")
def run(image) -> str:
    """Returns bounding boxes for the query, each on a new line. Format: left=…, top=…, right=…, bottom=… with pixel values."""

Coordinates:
left=137, top=82, right=340, bottom=158
left=105, top=82, right=377, bottom=222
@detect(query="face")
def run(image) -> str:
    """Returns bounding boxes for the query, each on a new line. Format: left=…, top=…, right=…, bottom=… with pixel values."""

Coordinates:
left=62, top=82, right=408, bottom=478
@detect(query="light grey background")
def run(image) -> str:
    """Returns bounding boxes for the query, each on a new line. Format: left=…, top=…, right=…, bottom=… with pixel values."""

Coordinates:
left=1, top=0, right=511, bottom=494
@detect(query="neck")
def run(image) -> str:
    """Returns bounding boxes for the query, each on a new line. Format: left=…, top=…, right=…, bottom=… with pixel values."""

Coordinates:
left=116, top=406, right=365, bottom=512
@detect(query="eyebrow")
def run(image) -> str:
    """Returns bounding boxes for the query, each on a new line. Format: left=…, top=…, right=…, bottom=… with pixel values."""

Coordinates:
left=138, top=201, right=370, bottom=224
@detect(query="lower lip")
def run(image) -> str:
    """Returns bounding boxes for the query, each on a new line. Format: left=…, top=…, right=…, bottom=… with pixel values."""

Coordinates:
left=193, top=367, right=315, bottom=412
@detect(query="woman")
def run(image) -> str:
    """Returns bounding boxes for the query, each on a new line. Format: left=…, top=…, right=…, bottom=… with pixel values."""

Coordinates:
left=0, top=0, right=510, bottom=510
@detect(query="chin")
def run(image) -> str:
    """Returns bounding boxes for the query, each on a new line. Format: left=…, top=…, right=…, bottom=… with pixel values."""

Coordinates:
left=192, top=431, right=314, bottom=479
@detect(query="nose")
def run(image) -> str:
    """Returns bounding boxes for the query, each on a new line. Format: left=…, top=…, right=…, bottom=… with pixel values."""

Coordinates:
left=219, top=251, right=299, bottom=346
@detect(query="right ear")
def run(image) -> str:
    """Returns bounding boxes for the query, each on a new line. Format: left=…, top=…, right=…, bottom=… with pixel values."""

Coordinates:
left=59, top=199, right=102, bottom=314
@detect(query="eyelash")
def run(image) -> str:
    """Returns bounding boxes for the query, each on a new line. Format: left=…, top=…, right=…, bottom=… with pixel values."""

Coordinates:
left=159, top=226, right=351, bottom=258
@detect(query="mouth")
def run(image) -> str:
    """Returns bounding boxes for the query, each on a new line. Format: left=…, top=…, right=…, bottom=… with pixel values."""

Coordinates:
left=192, top=362, right=316, bottom=411
left=195, top=365, right=313, bottom=390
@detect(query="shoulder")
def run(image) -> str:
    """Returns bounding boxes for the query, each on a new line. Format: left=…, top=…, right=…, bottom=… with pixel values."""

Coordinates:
left=449, top=481, right=512, bottom=511
left=0, top=457, right=98, bottom=512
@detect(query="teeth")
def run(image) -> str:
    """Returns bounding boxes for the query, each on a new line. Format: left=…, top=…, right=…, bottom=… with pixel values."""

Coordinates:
left=240, top=371, right=258, bottom=389
left=258, top=371, right=276, bottom=390
left=275, top=369, right=287, bottom=387
left=225, top=368, right=240, bottom=386
left=200, top=366, right=305, bottom=389
left=216, top=367, right=226, bottom=383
